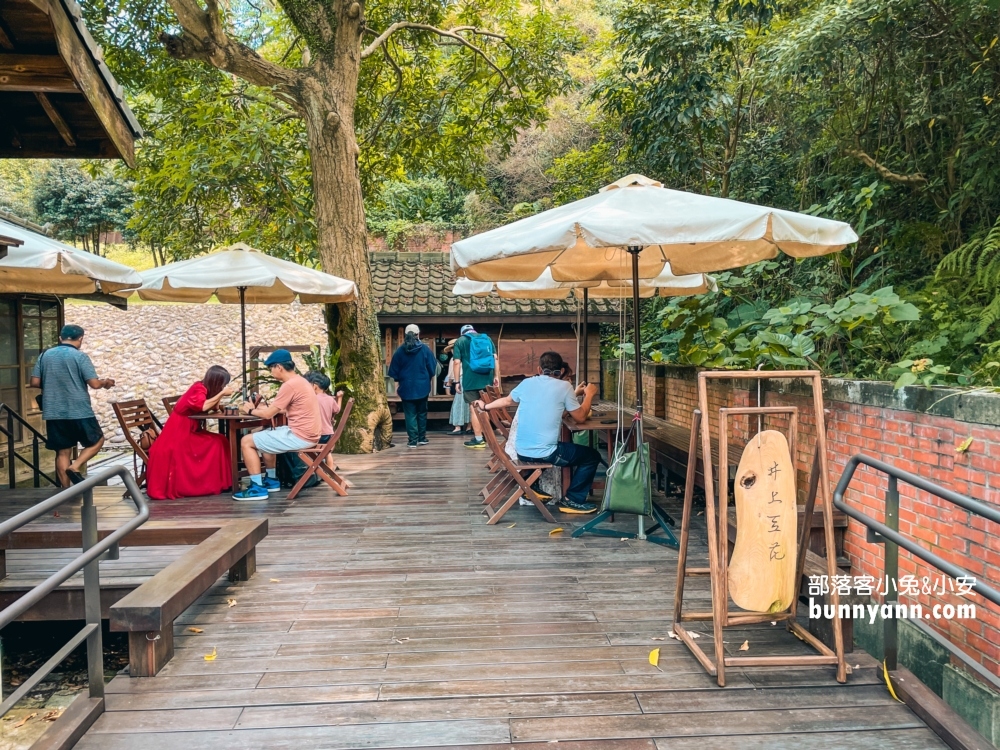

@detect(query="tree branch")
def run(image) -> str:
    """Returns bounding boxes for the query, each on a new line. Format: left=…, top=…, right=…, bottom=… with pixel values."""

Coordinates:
left=360, top=22, right=510, bottom=87
left=361, top=44, right=404, bottom=148
left=161, top=0, right=301, bottom=99
left=845, top=149, right=928, bottom=185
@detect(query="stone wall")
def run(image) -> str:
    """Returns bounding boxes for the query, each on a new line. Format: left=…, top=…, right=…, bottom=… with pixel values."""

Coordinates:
left=66, top=301, right=326, bottom=445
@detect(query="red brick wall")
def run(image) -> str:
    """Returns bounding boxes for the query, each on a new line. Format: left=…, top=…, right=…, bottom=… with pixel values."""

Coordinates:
left=643, top=367, right=1000, bottom=677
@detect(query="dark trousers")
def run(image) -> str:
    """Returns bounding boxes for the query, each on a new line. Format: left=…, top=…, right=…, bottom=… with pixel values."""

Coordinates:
left=520, top=442, right=601, bottom=504
left=401, top=398, right=428, bottom=445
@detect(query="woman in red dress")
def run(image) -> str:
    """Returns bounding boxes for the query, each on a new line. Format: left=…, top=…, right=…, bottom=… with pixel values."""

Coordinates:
left=147, top=366, right=235, bottom=500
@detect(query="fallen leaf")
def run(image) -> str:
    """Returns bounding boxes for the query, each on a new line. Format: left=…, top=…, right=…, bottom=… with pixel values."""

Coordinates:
left=269, top=578, right=281, bottom=583
left=52, top=511, right=60, bottom=518
left=957, top=436, right=974, bottom=453
left=507, top=523, right=516, bottom=528
left=186, top=627, right=204, bottom=634
left=649, top=648, right=660, bottom=667
left=739, top=640, right=750, bottom=651
left=204, top=647, right=217, bottom=661
left=668, top=632, right=680, bottom=640
left=41, top=710, right=60, bottom=722
left=650, top=637, right=665, bottom=641
left=689, top=632, right=702, bottom=639
left=697, top=511, right=704, bottom=516
left=770, top=621, right=777, bottom=626
left=549, top=527, right=564, bottom=535
left=227, top=598, right=237, bottom=607
left=12, top=713, right=36, bottom=728
left=620, top=537, right=628, bottom=541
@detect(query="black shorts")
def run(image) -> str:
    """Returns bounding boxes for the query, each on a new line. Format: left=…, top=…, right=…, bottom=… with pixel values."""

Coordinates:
left=463, top=389, right=482, bottom=405
left=45, top=418, right=104, bottom=451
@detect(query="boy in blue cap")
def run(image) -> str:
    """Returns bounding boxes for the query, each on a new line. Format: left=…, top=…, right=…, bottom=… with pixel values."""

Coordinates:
left=234, top=349, right=321, bottom=500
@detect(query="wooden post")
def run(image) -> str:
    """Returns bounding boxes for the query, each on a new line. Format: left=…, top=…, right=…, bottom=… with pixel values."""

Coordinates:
left=128, top=628, right=173, bottom=678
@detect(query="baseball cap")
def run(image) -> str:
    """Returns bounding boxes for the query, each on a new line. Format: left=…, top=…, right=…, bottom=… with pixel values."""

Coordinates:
left=264, top=349, right=294, bottom=367
left=460, top=324, right=475, bottom=335
left=405, top=324, right=420, bottom=335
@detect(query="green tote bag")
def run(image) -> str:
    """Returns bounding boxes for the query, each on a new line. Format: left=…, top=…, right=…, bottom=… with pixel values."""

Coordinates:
left=601, top=441, right=652, bottom=516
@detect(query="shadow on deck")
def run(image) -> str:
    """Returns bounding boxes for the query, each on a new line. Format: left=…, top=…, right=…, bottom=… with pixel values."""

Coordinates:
left=2, top=437, right=940, bottom=749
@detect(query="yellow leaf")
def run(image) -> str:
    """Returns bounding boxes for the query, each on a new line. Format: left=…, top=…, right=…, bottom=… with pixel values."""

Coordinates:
left=269, top=578, right=281, bottom=582
left=739, top=640, right=750, bottom=651
left=649, top=648, right=660, bottom=666
left=12, top=713, right=36, bottom=728
left=227, top=598, right=237, bottom=607
left=204, top=647, right=217, bottom=661
left=928, top=118, right=936, bottom=130
left=956, top=436, right=974, bottom=453
left=549, top=527, right=564, bottom=535
left=507, top=523, right=516, bottom=528
left=186, top=627, right=204, bottom=634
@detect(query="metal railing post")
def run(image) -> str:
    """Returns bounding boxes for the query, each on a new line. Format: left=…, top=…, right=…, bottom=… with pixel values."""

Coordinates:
left=81, top=489, right=105, bottom=699
left=884, top=475, right=899, bottom=670
left=31, top=436, right=39, bottom=488
left=7, top=411, right=14, bottom=489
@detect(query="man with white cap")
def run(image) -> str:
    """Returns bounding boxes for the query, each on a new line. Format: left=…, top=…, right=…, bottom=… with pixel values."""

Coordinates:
left=388, top=324, right=438, bottom=447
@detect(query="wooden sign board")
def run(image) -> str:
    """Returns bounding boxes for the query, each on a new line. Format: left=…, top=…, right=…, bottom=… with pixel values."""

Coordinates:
left=728, top=430, right=798, bottom=613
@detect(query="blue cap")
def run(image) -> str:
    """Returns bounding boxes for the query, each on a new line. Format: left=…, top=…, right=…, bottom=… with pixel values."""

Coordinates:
left=264, top=349, right=293, bottom=367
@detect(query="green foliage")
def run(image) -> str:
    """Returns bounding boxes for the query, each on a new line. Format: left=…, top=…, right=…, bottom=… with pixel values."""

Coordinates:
left=303, top=345, right=353, bottom=395
left=32, top=163, right=133, bottom=256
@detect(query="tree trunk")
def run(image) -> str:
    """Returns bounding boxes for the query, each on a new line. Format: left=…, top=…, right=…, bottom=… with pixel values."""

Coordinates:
left=300, top=61, right=391, bottom=453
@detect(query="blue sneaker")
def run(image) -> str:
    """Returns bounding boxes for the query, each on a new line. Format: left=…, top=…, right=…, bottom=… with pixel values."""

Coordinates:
left=233, top=482, right=269, bottom=501
left=260, top=476, right=281, bottom=493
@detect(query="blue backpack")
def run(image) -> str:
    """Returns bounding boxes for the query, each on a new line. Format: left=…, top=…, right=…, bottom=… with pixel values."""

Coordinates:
left=465, top=333, right=495, bottom=374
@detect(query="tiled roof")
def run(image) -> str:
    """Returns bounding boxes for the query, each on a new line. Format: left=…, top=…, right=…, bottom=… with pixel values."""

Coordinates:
left=371, top=252, right=619, bottom=318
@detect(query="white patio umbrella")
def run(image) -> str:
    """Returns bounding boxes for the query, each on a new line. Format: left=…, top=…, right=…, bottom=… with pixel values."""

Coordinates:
left=0, top=216, right=143, bottom=294
left=127, top=243, right=357, bottom=397
left=453, top=265, right=717, bottom=382
left=451, top=174, right=856, bottom=416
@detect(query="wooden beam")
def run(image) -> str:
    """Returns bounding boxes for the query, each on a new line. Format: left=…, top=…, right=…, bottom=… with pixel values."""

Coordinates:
left=0, top=53, right=77, bottom=93
left=45, top=0, right=136, bottom=165
left=0, top=20, right=15, bottom=50
left=34, top=92, right=76, bottom=146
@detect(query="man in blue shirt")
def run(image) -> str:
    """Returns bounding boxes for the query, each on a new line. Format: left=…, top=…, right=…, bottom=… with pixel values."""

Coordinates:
left=476, top=351, right=600, bottom=514
left=30, top=325, right=115, bottom=487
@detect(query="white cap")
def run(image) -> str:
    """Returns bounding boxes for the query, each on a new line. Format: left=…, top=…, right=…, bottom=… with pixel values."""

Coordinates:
left=405, top=324, right=420, bottom=335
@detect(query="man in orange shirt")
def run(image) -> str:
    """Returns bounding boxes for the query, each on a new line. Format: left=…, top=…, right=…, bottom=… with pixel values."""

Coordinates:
left=234, top=349, right=321, bottom=500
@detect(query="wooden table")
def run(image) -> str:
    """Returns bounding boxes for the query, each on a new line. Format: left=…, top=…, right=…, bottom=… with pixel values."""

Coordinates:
left=189, top=412, right=272, bottom=493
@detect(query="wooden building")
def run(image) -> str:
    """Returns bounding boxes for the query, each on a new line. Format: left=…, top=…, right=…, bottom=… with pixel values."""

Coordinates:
left=371, top=251, right=618, bottom=420
left=0, top=0, right=140, bottom=481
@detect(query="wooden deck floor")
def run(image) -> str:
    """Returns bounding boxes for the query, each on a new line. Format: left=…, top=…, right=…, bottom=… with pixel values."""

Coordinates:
left=6, top=438, right=942, bottom=749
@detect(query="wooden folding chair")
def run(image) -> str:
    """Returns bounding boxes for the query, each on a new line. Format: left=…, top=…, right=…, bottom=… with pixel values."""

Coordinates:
left=112, top=399, right=162, bottom=488
left=473, top=404, right=556, bottom=525
left=287, top=398, right=354, bottom=501
left=162, top=395, right=182, bottom=415
left=479, top=390, right=514, bottom=473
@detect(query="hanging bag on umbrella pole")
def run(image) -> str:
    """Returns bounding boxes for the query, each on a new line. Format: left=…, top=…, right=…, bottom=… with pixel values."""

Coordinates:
left=601, top=417, right=651, bottom=516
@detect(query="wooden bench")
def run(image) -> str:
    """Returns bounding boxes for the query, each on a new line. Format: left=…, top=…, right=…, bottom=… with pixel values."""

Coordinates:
left=109, top=518, right=268, bottom=676
left=0, top=521, right=233, bottom=581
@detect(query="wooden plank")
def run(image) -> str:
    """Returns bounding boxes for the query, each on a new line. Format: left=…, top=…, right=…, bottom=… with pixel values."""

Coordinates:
left=889, top=666, right=994, bottom=750
left=109, top=519, right=268, bottom=631
left=0, top=522, right=222, bottom=549
left=0, top=53, right=77, bottom=92
left=31, top=695, right=104, bottom=750
left=654, top=729, right=947, bottom=749
left=34, top=92, right=75, bottom=145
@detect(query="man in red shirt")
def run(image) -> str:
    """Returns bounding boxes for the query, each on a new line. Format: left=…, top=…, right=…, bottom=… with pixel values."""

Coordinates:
left=234, top=349, right=321, bottom=500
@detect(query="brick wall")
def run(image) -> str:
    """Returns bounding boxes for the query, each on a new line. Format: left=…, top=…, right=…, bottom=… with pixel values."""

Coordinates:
left=606, top=362, right=1000, bottom=678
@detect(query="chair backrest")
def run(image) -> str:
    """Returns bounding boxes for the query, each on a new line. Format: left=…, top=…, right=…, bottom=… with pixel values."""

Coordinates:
left=112, top=399, right=161, bottom=462
left=329, top=397, right=354, bottom=447
left=474, top=404, right=526, bottom=476
left=162, top=395, right=181, bottom=415
left=480, top=390, right=512, bottom=437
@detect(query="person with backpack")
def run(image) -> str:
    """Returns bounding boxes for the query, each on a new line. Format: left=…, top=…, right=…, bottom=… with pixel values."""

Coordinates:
left=387, top=324, right=438, bottom=448
left=453, top=324, right=498, bottom=449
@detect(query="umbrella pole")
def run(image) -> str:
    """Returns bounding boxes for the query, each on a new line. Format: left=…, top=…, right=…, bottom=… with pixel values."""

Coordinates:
left=627, top=246, right=646, bottom=540
left=239, top=286, right=248, bottom=402
left=582, top=288, right=589, bottom=384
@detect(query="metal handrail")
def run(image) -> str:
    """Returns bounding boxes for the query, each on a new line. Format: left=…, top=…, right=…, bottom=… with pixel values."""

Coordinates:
left=0, top=466, right=148, bottom=713
left=0, top=403, right=56, bottom=488
left=833, top=453, right=1000, bottom=690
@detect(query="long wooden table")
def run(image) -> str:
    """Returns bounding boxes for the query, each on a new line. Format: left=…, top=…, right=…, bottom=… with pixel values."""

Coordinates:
left=189, top=412, right=272, bottom=493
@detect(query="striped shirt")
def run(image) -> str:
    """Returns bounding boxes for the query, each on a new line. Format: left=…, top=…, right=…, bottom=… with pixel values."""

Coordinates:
left=31, top=344, right=98, bottom=420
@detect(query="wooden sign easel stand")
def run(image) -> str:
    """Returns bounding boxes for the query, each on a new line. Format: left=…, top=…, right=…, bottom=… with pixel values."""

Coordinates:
left=673, top=370, right=847, bottom=686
